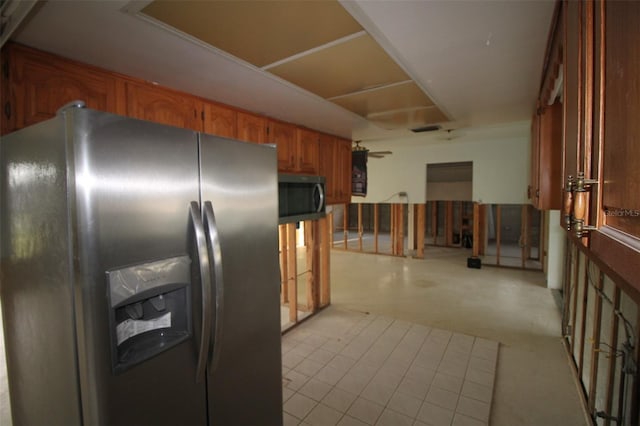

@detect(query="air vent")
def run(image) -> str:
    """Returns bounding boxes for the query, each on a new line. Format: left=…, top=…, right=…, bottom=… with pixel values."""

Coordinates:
left=411, top=124, right=441, bottom=133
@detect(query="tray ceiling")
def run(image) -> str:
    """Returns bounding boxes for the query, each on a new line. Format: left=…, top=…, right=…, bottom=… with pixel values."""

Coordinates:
left=141, top=0, right=448, bottom=130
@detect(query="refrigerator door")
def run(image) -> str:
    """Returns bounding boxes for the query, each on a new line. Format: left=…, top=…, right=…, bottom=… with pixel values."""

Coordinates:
left=68, top=109, right=208, bottom=425
left=199, top=134, right=283, bottom=425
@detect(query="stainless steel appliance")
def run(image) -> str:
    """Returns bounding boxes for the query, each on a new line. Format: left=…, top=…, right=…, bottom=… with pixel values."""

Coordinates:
left=278, top=173, right=325, bottom=224
left=0, top=104, right=283, bottom=425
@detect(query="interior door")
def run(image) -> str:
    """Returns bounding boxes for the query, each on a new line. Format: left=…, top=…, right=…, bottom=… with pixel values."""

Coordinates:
left=198, top=134, right=283, bottom=426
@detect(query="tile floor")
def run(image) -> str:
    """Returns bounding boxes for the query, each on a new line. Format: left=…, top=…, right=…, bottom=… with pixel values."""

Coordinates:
left=282, top=308, right=498, bottom=426
left=328, top=247, right=587, bottom=426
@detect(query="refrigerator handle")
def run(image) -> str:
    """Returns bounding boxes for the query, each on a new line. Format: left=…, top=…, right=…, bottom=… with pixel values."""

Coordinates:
left=189, top=202, right=213, bottom=383
left=203, top=201, right=224, bottom=372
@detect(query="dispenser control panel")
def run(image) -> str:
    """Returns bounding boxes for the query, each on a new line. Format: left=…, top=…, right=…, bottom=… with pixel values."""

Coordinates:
left=106, top=255, right=192, bottom=373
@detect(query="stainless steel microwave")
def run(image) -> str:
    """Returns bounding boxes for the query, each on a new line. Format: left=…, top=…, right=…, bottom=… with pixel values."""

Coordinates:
left=278, top=174, right=326, bottom=224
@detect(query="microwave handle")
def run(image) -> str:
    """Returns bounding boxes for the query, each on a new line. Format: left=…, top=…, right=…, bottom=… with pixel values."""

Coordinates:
left=313, top=183, right=325, bottom=213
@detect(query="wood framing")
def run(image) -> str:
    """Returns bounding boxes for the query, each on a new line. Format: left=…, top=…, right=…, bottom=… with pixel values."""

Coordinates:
left=587, top=270, right=604, bottom=414
left=473, top=203, right=480, bottom=257
left=578, top=258, right=590, bottom=379
left=373, top=204, right=379, bottom=253
left=279, top=224, right=288, bottom=304
left=319, top=217, right=330, bottom=307
left=286, top=222, right=297, bottom=323
left=431, top=202, right=437, bottom=245
left=496, top=205, right=502, bottom=266
left=357, top=203, right=363, bottom=251
left=445, top=201, right=453, bottom=246
left=416, top=204, right=425, bottom=258
left=329, top=211, right=334, bottom=248
left=603, top=287, right=620, bottom=426
left=343, top=203, right=349, bottom=250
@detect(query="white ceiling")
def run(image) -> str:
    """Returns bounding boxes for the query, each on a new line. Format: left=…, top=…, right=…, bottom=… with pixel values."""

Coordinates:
left=9, top=0, right=555, bottom=142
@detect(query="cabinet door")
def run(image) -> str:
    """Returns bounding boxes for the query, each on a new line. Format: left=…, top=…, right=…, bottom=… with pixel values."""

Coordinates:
left=203, top=102, right=236, bottom=138
left=318, top=133, right=337, bottom=203
left=126, top=82, right=202, bottom=131
left=268, top=120, right=296, bottom=172
left=529, top=112, right=541, bottom=205
left=296, top=128, right=319, bottom=175
left=334, top=138, right=352, bottom=204
left=563, top=0, right=581, bottom=185
left=600, top=0, right=640, bottom=237
left=7, top=44, right=120, bottom=133
left=236, top=111, right=266, bottom=143
left=536, top=102, right=563, bottom=210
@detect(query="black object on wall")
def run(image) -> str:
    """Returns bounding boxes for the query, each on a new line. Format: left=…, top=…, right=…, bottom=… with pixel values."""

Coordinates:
left=352, top=150, right=367, bottom=197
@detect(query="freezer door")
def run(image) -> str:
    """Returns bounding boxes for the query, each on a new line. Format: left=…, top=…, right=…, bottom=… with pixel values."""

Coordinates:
left=199, top=134, right=283, bottom=425
left=1, top=115, right=83, bottom=425
left=69, top=109, right=208, bottom=425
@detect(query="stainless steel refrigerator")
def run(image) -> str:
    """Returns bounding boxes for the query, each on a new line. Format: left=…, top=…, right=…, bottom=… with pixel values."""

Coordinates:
left=0, top=104, right=283, bottom=425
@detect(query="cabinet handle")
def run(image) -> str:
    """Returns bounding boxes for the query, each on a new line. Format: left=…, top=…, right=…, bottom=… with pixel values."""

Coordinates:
left=4, top=102, right=10, bottom=119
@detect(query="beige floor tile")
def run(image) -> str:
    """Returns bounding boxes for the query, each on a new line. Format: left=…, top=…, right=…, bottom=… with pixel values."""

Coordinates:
left=347, top=397, right=384, bottom=425
left=299, top=378, right=333, bottom=402
left=387, top=391, right=423, bottom=418
left=460, top=380, right=493, bottom=404
left=304, top=403, right=343, bottom=426
left=455, top=396, right=490, bottom=423
left=338, top=415, right=369, bottom=426
left=425, top=386, right=459, bottom=411
left=375, top=408, right=413, bottom=426
left=322, top=387, right=358, bottom=413
left=284, top=393, right=318, bottom=420
left=416, top=401, right=455, bottom=426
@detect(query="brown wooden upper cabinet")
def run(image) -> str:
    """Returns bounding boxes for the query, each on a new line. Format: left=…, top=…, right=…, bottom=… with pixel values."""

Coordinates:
left=267, top=119, right=296, bottom=170
left=203, top=102, right=236, bottom=138
left=236, top=111, right=267, bottom=144
left=2, top=44, right=121, bottom=134
left=125, top=81, right=202, bottom=131
left=318, top=133, right=351, bottom=204
left=267, top=120, right=319, bottom=174
left=600, top=0, right=640, bottom=239
left=295, top=127, right=319, bottom=175
left=529, top=101, right=562, bottom=210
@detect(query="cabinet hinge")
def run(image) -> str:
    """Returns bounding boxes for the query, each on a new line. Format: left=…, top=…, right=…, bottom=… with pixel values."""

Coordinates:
left=201, top=110, right=204, bottom=121
left=266, top=126, right=270, bottom=135
left=2, top=60, right=8, bottom=79
left=4, top=101, right=11, bottom=120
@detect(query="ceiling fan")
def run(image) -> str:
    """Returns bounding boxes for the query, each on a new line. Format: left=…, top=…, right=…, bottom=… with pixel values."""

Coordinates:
left=436, top=129, right=465, bottom=141
left=353, top=140, right=393, bottom=159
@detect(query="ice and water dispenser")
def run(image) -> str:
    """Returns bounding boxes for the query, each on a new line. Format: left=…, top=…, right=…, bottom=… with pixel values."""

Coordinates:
left=107, top=256, right=192, bottom=373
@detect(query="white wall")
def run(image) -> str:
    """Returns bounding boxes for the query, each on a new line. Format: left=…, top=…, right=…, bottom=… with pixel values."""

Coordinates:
left=546, top=210, right=565, bottom=289
left=351, top=121, right=531, bottom=205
